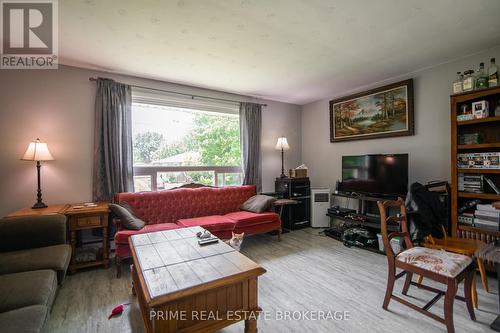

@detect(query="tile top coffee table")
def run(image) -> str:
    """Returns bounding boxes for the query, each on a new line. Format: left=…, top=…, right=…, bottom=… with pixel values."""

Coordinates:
left=129, top=226, right=266, bottom=333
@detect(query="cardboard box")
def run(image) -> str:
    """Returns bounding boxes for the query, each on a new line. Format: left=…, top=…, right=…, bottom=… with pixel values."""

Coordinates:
left=294, top=168, right=307, bottom=178
left=484, top=152, right=500, bottom=169
left=458, top=152, right=500, bottom=169
left=472, top=100, right=489, bottom=119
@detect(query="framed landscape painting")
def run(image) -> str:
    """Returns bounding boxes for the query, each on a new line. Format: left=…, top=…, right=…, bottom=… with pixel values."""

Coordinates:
left=330, top=79, right=414, bottom=142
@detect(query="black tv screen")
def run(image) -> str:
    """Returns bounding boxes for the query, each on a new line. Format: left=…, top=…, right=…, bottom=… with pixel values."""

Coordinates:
left=341, top=154, right=408, bottom=197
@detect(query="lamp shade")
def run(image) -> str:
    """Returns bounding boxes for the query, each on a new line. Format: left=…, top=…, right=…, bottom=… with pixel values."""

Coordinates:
left=21, top=138, right=54, bottom=161
left=275, top=137, right=290, bottom=151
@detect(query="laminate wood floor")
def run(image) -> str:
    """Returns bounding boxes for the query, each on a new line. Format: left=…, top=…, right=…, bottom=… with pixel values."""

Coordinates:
left=47, top=229, right=498, bottom=333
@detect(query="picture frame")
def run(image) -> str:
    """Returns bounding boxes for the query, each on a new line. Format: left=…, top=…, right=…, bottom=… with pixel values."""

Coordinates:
left=329, top=79, right=414, bottom=142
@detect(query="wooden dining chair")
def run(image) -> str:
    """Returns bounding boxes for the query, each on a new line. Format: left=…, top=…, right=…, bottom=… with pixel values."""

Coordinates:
left=377, top=198, right=476, bottom=333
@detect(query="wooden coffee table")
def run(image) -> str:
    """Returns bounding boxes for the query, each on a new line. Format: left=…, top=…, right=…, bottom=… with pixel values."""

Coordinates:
left=129, top=226, right=266, bottom=333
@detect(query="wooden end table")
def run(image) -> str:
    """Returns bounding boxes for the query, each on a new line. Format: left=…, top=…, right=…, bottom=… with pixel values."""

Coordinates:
left=6, top=204, right=70, bottom=217
left=476, top=242, right=500, bottom=332
left=420, top=234, right=487, bottom=308
left=273, top=198, right=298, bottom=234
left=65, top=203, right=110, bottom=273
left=130, top=226, right=266, bottom=333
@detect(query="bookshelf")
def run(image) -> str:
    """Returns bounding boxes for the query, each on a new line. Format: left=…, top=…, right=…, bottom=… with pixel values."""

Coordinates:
left=458, top=192, right=500, bottom=200
left=458, top=143, right=500, bottom=150
left=458, top=168, right=500, bottom=174
left=455, top=115, right=500, bottom=126
left=451, top=86, right=500, bottom=242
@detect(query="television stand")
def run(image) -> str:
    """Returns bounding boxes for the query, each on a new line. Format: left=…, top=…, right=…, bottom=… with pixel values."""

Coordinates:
left=325, top=192, right=402, bottom=254
left=332, top=191, right=400, bottom=202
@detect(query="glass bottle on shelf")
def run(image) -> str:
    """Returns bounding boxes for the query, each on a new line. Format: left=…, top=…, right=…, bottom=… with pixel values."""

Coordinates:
left=488, top=57, right=498, bottom=87
left=475, top=62, right=488, bottom=89
left=462, top=70, right=474, bottom=91
left=453, top=72, right=463, bottom=94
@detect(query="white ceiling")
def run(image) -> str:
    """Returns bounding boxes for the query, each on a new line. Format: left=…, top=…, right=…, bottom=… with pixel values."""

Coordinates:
left=60, top=0, right=500, bottom=105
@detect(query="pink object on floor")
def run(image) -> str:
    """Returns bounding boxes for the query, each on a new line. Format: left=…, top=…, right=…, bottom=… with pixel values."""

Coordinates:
left=108, top=303, right=131, bottom=319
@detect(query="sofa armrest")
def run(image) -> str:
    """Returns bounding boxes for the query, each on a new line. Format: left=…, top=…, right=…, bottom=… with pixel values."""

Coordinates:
left=0, top=214, right=67, bottom=252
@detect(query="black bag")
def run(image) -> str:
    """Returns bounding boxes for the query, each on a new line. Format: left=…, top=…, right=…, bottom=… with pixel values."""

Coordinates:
left=342, top=227, right=378, bottom=248
left=405, top=182, right=446, bottom=243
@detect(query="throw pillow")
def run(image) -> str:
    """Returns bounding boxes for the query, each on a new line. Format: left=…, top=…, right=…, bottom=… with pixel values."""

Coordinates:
left=240, top=195, right=277, bottom=213
left=109, top=203, right=145, bottom=230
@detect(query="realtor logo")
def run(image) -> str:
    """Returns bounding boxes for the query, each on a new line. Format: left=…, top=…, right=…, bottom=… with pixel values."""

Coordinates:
left=1, top=0, right=58, bottom=69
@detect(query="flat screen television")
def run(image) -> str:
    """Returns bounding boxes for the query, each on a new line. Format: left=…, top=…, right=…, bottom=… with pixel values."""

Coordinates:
left=341, top=154, right=408, bottom=197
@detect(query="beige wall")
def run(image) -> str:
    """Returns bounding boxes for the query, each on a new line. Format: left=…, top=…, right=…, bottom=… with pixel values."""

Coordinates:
left=4, top=45, right=498, bottom=217
left=301, top=45, right=500, bottom=191
left=0, top=65, right=301, bottom=217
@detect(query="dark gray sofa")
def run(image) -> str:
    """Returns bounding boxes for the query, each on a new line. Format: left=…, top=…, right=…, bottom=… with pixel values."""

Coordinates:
left=0, top=214, right=71, bottom=333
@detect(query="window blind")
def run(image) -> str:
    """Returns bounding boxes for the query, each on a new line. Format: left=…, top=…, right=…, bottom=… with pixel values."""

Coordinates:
left=131, top=87, right=240, bottom=115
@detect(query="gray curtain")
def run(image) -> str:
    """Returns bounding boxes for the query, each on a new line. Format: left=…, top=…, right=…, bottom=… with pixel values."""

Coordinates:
left=239, top=102, right=262, bottom=192
left=93, top=78, right=134, bottom=202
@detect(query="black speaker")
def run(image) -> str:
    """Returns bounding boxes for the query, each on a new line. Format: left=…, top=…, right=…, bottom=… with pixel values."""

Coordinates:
left=335, top=180, right=341, bottom=193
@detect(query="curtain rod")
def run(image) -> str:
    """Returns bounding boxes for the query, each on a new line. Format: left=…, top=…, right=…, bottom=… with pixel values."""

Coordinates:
left=88, top=77, right=267, bottom=107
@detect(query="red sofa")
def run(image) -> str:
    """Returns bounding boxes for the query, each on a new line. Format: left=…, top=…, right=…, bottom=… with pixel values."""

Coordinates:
left=113, top=185, right=281, bottom=275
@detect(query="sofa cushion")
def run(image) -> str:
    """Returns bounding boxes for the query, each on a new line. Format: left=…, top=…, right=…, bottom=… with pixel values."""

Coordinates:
left=0, top=270, right=57, bottom=313
left=0, top=305, right=48, bottom=333
left=240, top=195, right=277, bottom=213
left=109, top=203, right=145, bottom=230
left=225, top=211, right=280, bottom=228
left=115, top=223, right=182, bottom=245
left=0, top=244, right=71, bottom=284
left=177, top=215, right=236, bottom=232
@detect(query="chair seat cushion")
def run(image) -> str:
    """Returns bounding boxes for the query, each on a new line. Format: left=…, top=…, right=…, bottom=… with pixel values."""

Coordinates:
left=177, top=215, right=236, bottom=232
left=115, top=223, right=182, bottom=245
left=396, top=246, right=472, bottom=278
left=0, top=245, right=71, bottom=284
left=0, top=305, right=48, bottom=333
left=0, top=270, right=57, bottom=313
left=224, top=211, right=280, bottom=228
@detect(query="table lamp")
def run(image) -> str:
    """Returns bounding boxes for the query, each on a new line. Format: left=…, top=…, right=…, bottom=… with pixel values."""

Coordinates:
left=21, top=138, right=54, bottom=209
left=275, top=136, right=290, bottom=178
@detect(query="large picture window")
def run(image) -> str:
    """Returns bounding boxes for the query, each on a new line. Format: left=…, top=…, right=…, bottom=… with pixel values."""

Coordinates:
left=131, top=90, right=242, bottom=191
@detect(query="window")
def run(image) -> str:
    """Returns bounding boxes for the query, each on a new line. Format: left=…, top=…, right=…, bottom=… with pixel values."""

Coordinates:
left=131, top=89, right=242, bottom=191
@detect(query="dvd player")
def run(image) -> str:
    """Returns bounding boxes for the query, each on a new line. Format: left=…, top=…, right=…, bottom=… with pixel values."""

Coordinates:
left=328, top=206, right=357, bottom=217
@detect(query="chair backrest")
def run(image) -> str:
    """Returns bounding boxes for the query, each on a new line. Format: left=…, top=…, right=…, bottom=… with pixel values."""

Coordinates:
left=377, top=198, right=413, bottom=260
left=424, top=224, right=448, bottom=245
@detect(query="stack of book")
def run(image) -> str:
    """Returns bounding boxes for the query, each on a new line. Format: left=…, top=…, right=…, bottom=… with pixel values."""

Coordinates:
left=474, top=204, right=500, bottom=230
left=458, top=173, right=483, bottom=193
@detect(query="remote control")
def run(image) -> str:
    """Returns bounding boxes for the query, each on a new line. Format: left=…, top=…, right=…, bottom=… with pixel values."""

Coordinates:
left=198, top=237, right=219, bottom=246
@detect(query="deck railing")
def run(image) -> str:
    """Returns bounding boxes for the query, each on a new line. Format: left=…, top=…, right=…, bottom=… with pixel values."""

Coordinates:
left=133, top=165, right=243, bottom=191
